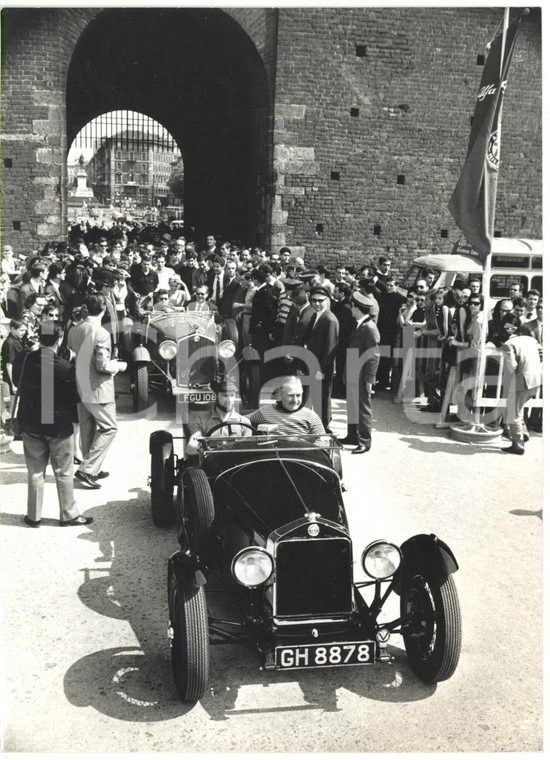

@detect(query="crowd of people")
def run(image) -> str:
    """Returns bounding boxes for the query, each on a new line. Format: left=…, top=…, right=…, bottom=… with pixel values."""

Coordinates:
left=0, top=222, right=544, bottom=526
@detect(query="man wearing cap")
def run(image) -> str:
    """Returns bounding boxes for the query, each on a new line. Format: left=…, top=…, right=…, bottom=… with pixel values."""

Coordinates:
left=340, top=292, right=380, bottom=453
left=186, top=377, right=253, bottom=455
left=282, top=283, right=314, bottom=374
left=305, top=285, right=339, bottom=430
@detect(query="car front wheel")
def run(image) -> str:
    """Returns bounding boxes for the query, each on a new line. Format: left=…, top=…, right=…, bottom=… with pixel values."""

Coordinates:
left=168, top=574, right=209, bottom=702
left=179, top=467, right=215, bottom=554
left=400, top=565, right=461, bottom=683
left=132, top=362, right=149, bottom=412
left=150, top=431, right=175, bottom=527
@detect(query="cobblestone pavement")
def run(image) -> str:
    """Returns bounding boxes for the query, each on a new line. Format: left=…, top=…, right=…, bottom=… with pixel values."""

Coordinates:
left=0, top=381, right=543, bottom=753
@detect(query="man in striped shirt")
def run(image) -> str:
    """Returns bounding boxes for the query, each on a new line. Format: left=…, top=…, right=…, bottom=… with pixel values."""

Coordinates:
left=247, top=376, right=326, bottom=436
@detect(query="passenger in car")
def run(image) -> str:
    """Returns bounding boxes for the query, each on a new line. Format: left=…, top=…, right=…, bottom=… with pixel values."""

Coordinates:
left=247, top=375, right=326, bottom=436
left=186, top=376, right=253, bottom=455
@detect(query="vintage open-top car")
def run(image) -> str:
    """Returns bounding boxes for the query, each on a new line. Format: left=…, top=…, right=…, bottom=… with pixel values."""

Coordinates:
left=130, top=308, right=260, bottom=412
left=156, top=426, right=462, bottom=702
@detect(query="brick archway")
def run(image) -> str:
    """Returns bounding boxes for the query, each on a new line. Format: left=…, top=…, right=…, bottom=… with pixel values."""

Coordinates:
left=66, top=8, right=274, bottom=243
left=1, top=6, right=276, bottom=249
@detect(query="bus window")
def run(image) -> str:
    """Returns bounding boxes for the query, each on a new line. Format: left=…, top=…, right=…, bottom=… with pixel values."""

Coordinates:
left=531, top=276, right=543, bottom=294
left=492, top=255, right=530, bottom=269
left=532, top=256, right=543, bottom=270
left=490, top=274, right=529, bottom=299
left=400, top=265, right=424, bottom=290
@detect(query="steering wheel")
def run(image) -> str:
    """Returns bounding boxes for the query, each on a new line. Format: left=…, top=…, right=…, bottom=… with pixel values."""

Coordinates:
left=205, top=421, right=257, bottom=437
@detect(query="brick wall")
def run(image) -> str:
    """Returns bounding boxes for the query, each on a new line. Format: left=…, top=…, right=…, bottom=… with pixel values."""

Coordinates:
left=1, top=8, right=97, bottom=254
left=1, top=7, right=542, bottom=273
left=272, top=7, right=542, bottom=276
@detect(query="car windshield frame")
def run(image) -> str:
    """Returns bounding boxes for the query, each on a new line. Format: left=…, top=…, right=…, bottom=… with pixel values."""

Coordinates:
left=200, top=433, right=340, bottom=454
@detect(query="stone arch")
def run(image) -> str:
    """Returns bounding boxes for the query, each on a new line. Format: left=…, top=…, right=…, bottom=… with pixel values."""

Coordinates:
left=65, top=7, right=275, bottom=243
left=1, top=6, right=276, bottom=248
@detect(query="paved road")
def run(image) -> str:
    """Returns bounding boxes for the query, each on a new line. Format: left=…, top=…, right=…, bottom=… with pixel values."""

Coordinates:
left=0, top=381, right=543, bottom=753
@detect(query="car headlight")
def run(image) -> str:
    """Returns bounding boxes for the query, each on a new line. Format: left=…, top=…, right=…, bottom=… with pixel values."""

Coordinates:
left=218, top=340, right=236, bottom=359
left=231, top=547, right=274, bottom=588
left=361, top=541, right=401, bottom=580
left=158, top=340, right=177, bottom=360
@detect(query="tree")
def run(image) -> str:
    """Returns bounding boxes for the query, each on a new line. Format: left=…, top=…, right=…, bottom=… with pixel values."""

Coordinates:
left=168, top=157, right=184, bottom=203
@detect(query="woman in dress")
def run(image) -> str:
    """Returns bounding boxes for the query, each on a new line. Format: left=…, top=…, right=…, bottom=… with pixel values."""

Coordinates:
left=166, top=275, right=191, bottom=308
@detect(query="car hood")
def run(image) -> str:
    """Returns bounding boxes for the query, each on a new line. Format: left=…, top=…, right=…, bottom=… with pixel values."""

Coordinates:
left=147, top=312, right=217, bottom=342
left=204, top=442, right=346, bottom=536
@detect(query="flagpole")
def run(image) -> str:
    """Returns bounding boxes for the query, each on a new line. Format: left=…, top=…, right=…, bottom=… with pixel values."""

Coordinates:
left=473, top=7, right=510, bottom=417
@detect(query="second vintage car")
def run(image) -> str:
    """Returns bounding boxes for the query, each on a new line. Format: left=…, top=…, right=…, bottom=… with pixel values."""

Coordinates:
left=130, top=308, right=261, bottom=412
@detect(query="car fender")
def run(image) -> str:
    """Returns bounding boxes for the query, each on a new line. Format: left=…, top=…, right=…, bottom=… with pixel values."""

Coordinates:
left=168, top=548, right=207, bottom=591
left=393, top=533, right=459, bottom=594
left=241, top=345, right=261, bottom=363
left=132, top=345, right=151, bottom=363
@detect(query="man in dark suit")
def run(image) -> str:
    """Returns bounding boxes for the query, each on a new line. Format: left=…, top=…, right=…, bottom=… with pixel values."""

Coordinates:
left=305, top=285, right=339, bottom=430
left=519, top=301, right=543, bottom=345
left=282, top=283, right=314, bottom=375
left=339, top=292, right=380, bottom=453
left=14, top=321, right=93, bottom=527
left=376, top=277, right=406, bottom=389
left=249, top=268, right=278, bottom=377
left=218, top=260, right=242, bottom=320
left=206, top=257, right=226, bottom=305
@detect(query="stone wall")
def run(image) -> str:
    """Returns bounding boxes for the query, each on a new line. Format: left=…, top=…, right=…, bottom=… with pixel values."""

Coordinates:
left=1, top=7, right=542, bottom=274
left=1, top=8, right=96, bottom=253
left=272, top=7, right=542, bottom=275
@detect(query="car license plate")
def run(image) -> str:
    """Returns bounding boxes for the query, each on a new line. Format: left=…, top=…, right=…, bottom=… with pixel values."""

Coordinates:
left=275, top=641, right=376, bottom=670
left=179, top=391, right=216, bottom=403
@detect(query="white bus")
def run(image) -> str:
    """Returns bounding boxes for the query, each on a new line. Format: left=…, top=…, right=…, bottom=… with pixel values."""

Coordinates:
left=400, top=237, right=543, bottom=306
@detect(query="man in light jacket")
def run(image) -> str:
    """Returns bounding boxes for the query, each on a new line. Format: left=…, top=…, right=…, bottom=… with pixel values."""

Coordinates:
left=68, top=293, right=127, bottom=487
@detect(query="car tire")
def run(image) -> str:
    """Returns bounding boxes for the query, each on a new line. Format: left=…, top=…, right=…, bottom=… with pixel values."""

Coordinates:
left=180, top=467, right=215, bottom=554
left=240, top=360, right=261, bottom=410
left=133, top=362, right=149, bottom=412
left=168, top=573, right=209, bottom=703
left=221, top=317, right=239, bottom=348
left=400, top=565, right=462, bottom=683
left=150, top=431, right=175, bottom=527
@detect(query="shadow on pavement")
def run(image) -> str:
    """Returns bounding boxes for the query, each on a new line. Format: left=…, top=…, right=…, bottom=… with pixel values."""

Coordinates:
left=62, top=486, right=436, bottom=722
left=399, top=435, right=502, bottom=455
left=509, top=508, right=542, bottom=520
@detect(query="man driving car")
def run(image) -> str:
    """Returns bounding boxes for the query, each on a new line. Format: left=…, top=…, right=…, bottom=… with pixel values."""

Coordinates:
left=186, top=376, right=253, bottom=455
left=247, top=376, right=326, bottom=435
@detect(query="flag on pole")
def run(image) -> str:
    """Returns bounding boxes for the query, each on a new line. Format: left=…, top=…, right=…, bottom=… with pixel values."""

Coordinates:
left=448, top=19, right=521, bottom=261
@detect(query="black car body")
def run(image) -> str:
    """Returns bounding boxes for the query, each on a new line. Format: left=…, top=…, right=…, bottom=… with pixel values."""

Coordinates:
left=154, top=430, right=462, bottom=702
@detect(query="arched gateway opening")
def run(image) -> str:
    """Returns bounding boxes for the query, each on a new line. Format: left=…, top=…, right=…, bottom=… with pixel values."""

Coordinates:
left=66, top=8, right=272, bottom=244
